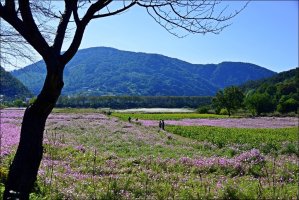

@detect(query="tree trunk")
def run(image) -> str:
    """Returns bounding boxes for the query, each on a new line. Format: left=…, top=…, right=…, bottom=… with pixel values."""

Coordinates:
left=228, top=109, right=231, bottom=117
left=3, top=65, right=64, bottom=200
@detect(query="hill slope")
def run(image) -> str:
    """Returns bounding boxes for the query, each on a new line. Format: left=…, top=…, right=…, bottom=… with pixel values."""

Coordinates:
left=240, top=67, right=298, bottom=113
left=195, top=62, right=277, bottom=89
left=0, top=66, right=32, bottom=100
left=12, top=47, right=276, bottom=96
left=240, top=68, right=298, bottom=92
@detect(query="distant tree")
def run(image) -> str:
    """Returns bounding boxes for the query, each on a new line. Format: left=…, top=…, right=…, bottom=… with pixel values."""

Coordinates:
left=13, top=99, right=25, bottom=107
left=1, top=0, right=247, bottom=198
left=257, top=83, right=269, bottom=93
left=197, top=105, right=210, bottom=114
left=277, top=96, right=298, bottom=114
left=265, top=85, right=277, bottom=96
left=28, top=96, right=37, bottom=105
left=213, top=86, right=244, bottom=116
left=245, top=92, right=275, bottom=116
left=277, top=83, right=297, bottom=96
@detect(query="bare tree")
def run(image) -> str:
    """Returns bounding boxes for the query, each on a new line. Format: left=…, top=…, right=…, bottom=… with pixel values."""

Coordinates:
left=1, top=1, right=68, bottom=69
left=0, top=0, right=247, bottom=198
left=0, top=23, right=34, bottom=68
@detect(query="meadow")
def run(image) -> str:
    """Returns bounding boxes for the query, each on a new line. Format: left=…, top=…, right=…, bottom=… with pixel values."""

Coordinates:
left=0, top=108, right=298, bottom=199
left=111, top=112, right=231, bottom=121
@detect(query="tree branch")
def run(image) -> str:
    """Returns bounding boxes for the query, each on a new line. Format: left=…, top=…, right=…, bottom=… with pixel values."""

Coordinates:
left=92, top=0, right=137, bottom=19
left=4, top=0, right=16, bottom=13
left=60, top=23, right=86, bottom=65
left=17, top=0, right=50, bottom=58
left=72, top=1, right=80, bottom=25
left=138, top=0, right=249, bottom=37
left=52, top=0, right=74, bottom=52
left=81, top=0, right=112, bottom=24
left=61, top=0, right=116, bottom=65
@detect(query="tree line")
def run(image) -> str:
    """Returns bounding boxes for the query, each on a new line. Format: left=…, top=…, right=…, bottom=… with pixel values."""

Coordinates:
left=55, top=96, right=212, bottom=109
left=210, top=82, right=298, bottom=116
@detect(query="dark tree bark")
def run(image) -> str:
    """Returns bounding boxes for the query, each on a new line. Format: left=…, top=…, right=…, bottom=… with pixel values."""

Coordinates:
left=3, top=61, right=64, bottom=199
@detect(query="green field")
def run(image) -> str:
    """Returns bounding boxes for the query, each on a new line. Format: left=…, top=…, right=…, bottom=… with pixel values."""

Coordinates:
left=52, top=108, right=109, bottom=113
left=166, top=126, right=298, bottom=155
left=112, top=112, right=231, bottom=120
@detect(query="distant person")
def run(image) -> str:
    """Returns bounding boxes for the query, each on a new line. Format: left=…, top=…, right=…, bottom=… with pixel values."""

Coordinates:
left=159, top=120, right=162, bottom=130
left=161, top=120, right=165, bottom=130
left=128, top=116, right=131, bottom=122
left=136, top=118, right=138, bottom=122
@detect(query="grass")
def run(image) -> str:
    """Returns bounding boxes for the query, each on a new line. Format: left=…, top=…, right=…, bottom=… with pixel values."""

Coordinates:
left=1, top=109, right=298, bottom=199
left=166, top=126, right=298, bottom=155
left=111, top=112, right=232, bottom=120
left=52, top=108, right=110, bottom=113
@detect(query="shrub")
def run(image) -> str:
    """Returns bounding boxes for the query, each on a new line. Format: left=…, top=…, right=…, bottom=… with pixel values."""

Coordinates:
left=281, top=143, right=299, bottom=156
left=197, top=106, right=209, bottom=114
left=277, top=97, right=298, bottom=113
left=13, top=99, right=26, bottom=107
left=0, top=167, right=8, bottom=184
left=245, top=93, right=275, bottom=116
left=219, top=108, right=228, bottom=115
left=29, top=96, right=37, bottom=105
left=222, top=185, right=248, bottom=200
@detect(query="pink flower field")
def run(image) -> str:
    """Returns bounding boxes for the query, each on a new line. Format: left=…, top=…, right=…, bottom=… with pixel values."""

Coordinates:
left=139, top=117, right=298, bottom=128
left=0, top=108, right=298, bottom=199
left=0, top=109, right=23, bottom=156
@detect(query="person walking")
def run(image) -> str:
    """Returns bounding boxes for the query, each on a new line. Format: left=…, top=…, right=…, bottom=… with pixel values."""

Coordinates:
left=159, top=120, right=162, bottom=131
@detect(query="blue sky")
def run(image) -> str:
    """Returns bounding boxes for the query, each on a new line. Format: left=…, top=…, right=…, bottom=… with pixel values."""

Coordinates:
left=70, top=1, right=298, bottom=73
left=12, top=1, right=299, bottom=72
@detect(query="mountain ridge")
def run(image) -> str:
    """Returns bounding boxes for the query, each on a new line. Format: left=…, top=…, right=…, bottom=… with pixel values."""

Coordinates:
left=12, top=47, right=276, bottom=96
left=240, top=67, right=298, bottom=92
left=0, top=66, right=32, bottom=100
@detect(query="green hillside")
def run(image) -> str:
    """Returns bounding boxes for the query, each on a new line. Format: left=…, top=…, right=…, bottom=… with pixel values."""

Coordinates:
left=12, top=47, right=276, bottom=96
left=241, top=68, right=298, bottom=92
left=241, top=68, right=298, bottom=114
left=195, top=62, right=277, bottom=89
left=0, top=66, right=32, bottom=100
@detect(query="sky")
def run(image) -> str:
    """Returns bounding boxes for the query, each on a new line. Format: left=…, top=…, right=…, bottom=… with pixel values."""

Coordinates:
left=4, top=1, right=299, bottom=72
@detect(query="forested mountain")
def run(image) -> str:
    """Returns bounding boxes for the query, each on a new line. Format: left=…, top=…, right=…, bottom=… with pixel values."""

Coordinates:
left=240, top=68, right=298, bottom=92
left=12, top=47, right=276, bottom=96
left=0, top=66, right=32, bottom=100
left=240, top=68, right=298, bottom=114
left=194, top=62, right=276, bottom=89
